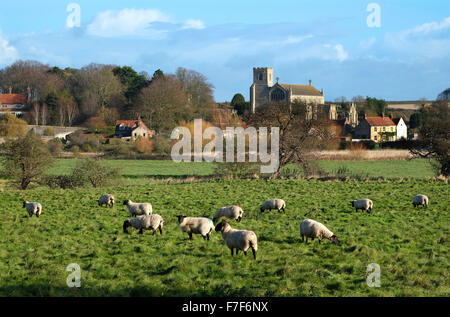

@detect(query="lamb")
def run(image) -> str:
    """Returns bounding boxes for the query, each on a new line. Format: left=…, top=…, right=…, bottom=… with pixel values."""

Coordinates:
left=212, top=206, right=244, bottom=223
left=123, top=200, right=152, bottom=216
left=260, top=199, right=286, bottom=213
left=215, top=221, right=258, bottom=260
left=300, top=219, right=339, bottom=244
left=351, top=199, right=373, bottom=213
left=176, top=215, right=215, bottom=241
left=23, top=201, right=42, bottom=218
left=98, top=194, right=115, bottom=208
left=123, top=214, right=164, bottom=235
left=413, top=195, right=429, bottom=208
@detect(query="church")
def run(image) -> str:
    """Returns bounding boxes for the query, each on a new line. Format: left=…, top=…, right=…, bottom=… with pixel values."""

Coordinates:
left=250, top=67, right=325, bottom=113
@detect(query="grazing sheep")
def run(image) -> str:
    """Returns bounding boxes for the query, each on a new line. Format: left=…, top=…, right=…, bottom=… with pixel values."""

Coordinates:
left=212, top=206, right=244, bottom=223
left=300, top=219, right=339, bottom=244
left=123, top=200, right=152, bottom=216
left=176, top=215, right=215, bottom=241
left=123, top=214, right=164, bottom=235
left=23, top=201, right=42, bottom=218
left=215, top=221, right=258, bottom=260
left=260, top=199, right=286, bottom=213
left=98, top=194, right=115, bottom=208
left=413, top=195, right=429, bottom=208
left=351, top=199, right=373, bottom=213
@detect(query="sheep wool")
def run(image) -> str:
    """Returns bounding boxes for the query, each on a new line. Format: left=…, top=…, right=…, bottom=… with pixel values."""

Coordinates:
left=123, top=214, right=164, bottom=235
left=413, top=195, right=429, bottom=208
left=123, top=200, right=152, bottom=216
left=351, top=199, right=373, bottom=213
left=213, top=206, right=244, bottom=223
left=177, top=215, right=215, bottom=241
left=98, top=194, right=115, bottom=208
left=23, top=201, right=42, bottom=218
left=260, top=199, right=286, bottom=213
left=300, top=219, right=338, bottom=244
left=215, top=221, right=258, bottom=260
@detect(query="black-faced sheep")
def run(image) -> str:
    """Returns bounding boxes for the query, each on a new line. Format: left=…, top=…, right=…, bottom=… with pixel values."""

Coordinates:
left=260, top=199, right=286, bottom=213
left=215, top=221, right=258, bottom=260
left=123, top=214, right=164, bottom=235
left=413, top=195, right=429, bottom=208
left=300, top=219, right=338, bottom=244
left=98, top=194, right=115, bottom=208
left=176, top=215, right=215, bottom=241
left=23, top=201, right=42, bottom=218
left=123, top=199, right=152, bottom=216
left=351, top=199, right=373, bottom=213
left=212, top=206, right=243, bottom=223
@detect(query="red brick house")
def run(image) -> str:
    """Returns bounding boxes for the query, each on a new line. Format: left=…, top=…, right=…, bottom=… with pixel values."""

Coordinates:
left=0, top=87, right=28, bottom=116
left=115, top=117, right=153, bottom=139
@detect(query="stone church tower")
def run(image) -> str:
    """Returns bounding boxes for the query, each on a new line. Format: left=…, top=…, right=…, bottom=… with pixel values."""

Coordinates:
left=250, top=67, right=274, bottom=113
left=348, top=102, right=359, bottom=127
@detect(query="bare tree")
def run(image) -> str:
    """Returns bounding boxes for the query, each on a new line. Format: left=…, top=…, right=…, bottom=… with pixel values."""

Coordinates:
left=65, top=99, right=79, bottom=126
left=41, top=103, right=48, bottom=126
left=31, top=102, right=40, bottom=125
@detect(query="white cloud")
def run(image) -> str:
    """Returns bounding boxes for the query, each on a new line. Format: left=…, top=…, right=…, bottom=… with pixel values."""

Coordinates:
left=0, top=31, right=18, bottom=65
left=359, top=37, right=376, bottom=50
left=181, top=19, right=205, bottom=30
left=87, top=8, right=170, bottom=38
left=281, top=34, right=313, bottom=45
left=323, top=44, right=348, bottom=62
left=402, top=17, right=450, bottom=36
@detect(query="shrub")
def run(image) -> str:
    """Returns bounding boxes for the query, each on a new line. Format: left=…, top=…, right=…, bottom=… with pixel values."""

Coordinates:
left=152, top=135, right=172, bottom=155
left=0, top=113, right=28, bottom=137
left=134, top=137, right=153, bottom=154
left=72, top=159, right=121, bottom=188
left=43, top=127, right=55, bottom=136
left=48, top=138, right=64, bottom=157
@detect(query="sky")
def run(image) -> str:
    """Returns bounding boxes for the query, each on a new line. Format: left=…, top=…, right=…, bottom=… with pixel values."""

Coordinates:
left=0, top=0, right=449, bottom=102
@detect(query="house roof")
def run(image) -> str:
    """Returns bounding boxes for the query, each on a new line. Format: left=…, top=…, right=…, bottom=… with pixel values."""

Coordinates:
left=279, top=84, right=322, bottom=96
left=365, top=116, right=396, bottom=126
left=392, top=118, right=404, bottom=125
left=0, top=94, right=27, bottom=105
left=115, top=119, right=153, bottom=135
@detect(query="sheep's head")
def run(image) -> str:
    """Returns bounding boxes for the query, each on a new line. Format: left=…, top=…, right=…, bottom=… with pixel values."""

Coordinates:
left=176, top=215, right=186, bottom=224
left=123, top=200, right=130, bottom=205
left=330, top=235, right=339, bottom=245
left=236, top=216, right=242, bottom=222
left=215, top=221, right=229, bottom=232
left=22, top=201, right=27, bottom=208
left=260, top=207, right=264, bottom=213
left=350, top=201, right=355, bottom=207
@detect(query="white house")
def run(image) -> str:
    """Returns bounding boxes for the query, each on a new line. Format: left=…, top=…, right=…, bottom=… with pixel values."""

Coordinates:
left=393, top=117, right=407, bottom=140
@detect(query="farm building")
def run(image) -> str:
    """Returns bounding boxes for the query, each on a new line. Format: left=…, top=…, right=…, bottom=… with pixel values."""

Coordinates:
left=354, top=114, right=397, bottom=142
left=393, top=117, right=408, bottom=140
left=0, top=87, right=28, bottom=116
left=115, top=117, right=153, bottom=140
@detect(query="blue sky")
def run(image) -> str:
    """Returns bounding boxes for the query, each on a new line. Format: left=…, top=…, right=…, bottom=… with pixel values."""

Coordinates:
left=0, top=0, right=449, bottom=101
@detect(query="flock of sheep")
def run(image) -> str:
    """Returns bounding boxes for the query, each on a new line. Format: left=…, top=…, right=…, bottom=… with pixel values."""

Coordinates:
left=22, top=194, right=430, bottom=260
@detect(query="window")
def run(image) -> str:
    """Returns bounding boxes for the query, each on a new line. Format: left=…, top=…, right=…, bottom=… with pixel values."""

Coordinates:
left=258, top=73, right=263, bottom=81
left=374, top=135, right=377, bottom=141
left=383, top=127, right=386, bottom=132
left=270, top=88, right=285, bottom=102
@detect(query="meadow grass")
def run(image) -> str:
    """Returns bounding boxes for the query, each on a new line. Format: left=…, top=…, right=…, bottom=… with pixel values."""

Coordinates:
left=0, top=178, right=448, bottom=296
left=46, top=158, right=436, bottom=179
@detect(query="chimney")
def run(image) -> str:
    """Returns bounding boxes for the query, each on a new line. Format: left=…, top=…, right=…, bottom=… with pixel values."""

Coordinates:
left=309, top=79, right=312, bottom=86
left=388, top=113, right=393, bottom=119
left=381, top=113, right=385, bottom=118
left=320, top=88, right=324, bottom=95
left=9, top=86, right=12, bottom=94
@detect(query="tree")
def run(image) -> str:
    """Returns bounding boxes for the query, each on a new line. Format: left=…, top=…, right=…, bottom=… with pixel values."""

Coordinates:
left=366, top=97, right=388, bottom=116
left=231, top=93, right=248, bottom=115
left=0, top=113, right=28, bottom=136
left=246, top=100, right=332, bottom=178
left=2, top=133, right=54, bottom=189
left=408, top=101, right=449, bottom=176
left=437, top=88, right=450, bottom=101
left=112, top=66, right=149, bottom=103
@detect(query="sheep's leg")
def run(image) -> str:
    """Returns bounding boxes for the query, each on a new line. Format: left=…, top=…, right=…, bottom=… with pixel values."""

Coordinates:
left=236, top=249, right=239, bottom=255
left=206, top=234, right=210, bottom=241
left=202, top=235, right=206, bottom=241
left=139, top=228, right=143, bottom=234
left=251, top=247, right=256, bottom=260
left=188, top=233, right=193, bottom=240
left=305, top=237, right=308, bottom=243
left=230, top=248, right=234, bottom=256
left=243, top=250, right=247, bottom=256
left=158, top=225, right=163, bottom=235
left=318, top=239, right=321, bottom=244
left=301, top=235, right=304, bottom=242
left=36, top=213, right=40, bottom=218
left=152, top=229, right=156, bottom=235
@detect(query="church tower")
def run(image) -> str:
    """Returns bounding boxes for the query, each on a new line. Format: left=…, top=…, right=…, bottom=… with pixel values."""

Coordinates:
left=250, top=67, right=273, bottom=112
left=349, top=102, right=359, bottom=127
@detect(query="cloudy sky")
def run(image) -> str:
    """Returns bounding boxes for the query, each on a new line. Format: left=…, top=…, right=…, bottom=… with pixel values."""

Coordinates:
left=0, top=0, right=449, bottom=101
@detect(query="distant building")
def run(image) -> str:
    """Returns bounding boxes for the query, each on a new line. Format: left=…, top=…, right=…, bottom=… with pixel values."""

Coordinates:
left=392, top=117, right=407, bottom=140
left=115, top=117, right=153, bottom=140
left=354, top=114, right=397, bottom=142
left=0, top=87, right=28, bottom=116
left=250, top=67, right=325, bottom=113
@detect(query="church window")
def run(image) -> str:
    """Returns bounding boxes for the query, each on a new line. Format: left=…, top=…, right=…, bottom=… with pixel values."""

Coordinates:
left=270, top=88, right=285, bottom=102
left=258, top=73, right=263, bottom=81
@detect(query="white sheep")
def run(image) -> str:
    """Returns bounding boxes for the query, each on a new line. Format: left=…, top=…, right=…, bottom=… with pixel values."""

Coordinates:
left=300, top=219, right=339, bottom=244
left=212, top=206, right=244, bottom=223
left=123, top=214, right=164, bottom=235
left=123, top=199, right=152, bottom=216
left=260, top=199, right=286, bottom=213
left=413, top=195, right=429, bottom=208
left=176, top=215, right=215, bottom=241
left=98, top=194, right=115, bottom=208
left=351, top=199, right=373, bottom=213
left=23, top=201, right=42, bottom=218
left=215, top=221, right=258, bottom=260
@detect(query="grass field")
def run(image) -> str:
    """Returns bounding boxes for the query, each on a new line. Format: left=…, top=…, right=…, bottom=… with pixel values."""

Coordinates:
left=0, top=175, right=448, bottom=296
left=46, top=158, right=437, bottom=179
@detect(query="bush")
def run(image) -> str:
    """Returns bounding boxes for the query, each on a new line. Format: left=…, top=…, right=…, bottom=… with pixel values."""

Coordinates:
left=153, top=135, right=172, bottom=155
left=72, top=159, right=121, bottom=188
left=134, top=137, right=153, bottom=154
left=0, top=113, right=28, bottom=137
left=48, top=138, right=64, bottom=157
left=43, top=127, right=55, bottom=136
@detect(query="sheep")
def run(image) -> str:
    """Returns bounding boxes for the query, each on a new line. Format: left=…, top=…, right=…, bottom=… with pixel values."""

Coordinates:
left=215, top=221, right=258, bottom=260
left=260, top=199, right=286, bottom=213
left=212, top=206, right=244, bottom=223
left=176, top=215, right=215, bottom=241
left=123, top=200, right=152, bottom=216
left=23, top=201, right=42, bottom=218
left=351, top=199, right=373, bottom=213
left=413, top=195, right=429, bottom=208
left=98, top=194, right=115, bottom=208
left=300, top=219, right=339, bottom=244
left=123, top=214, right=164, bottom=235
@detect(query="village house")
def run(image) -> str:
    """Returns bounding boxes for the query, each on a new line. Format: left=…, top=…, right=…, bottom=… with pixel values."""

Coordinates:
left=115, top=117, right=153, bottom=140
left=354, top=114, right=397, bottom=142
left=0, top=87, right=28, bottom=116
left=392, top=117, right=408, bottom=140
